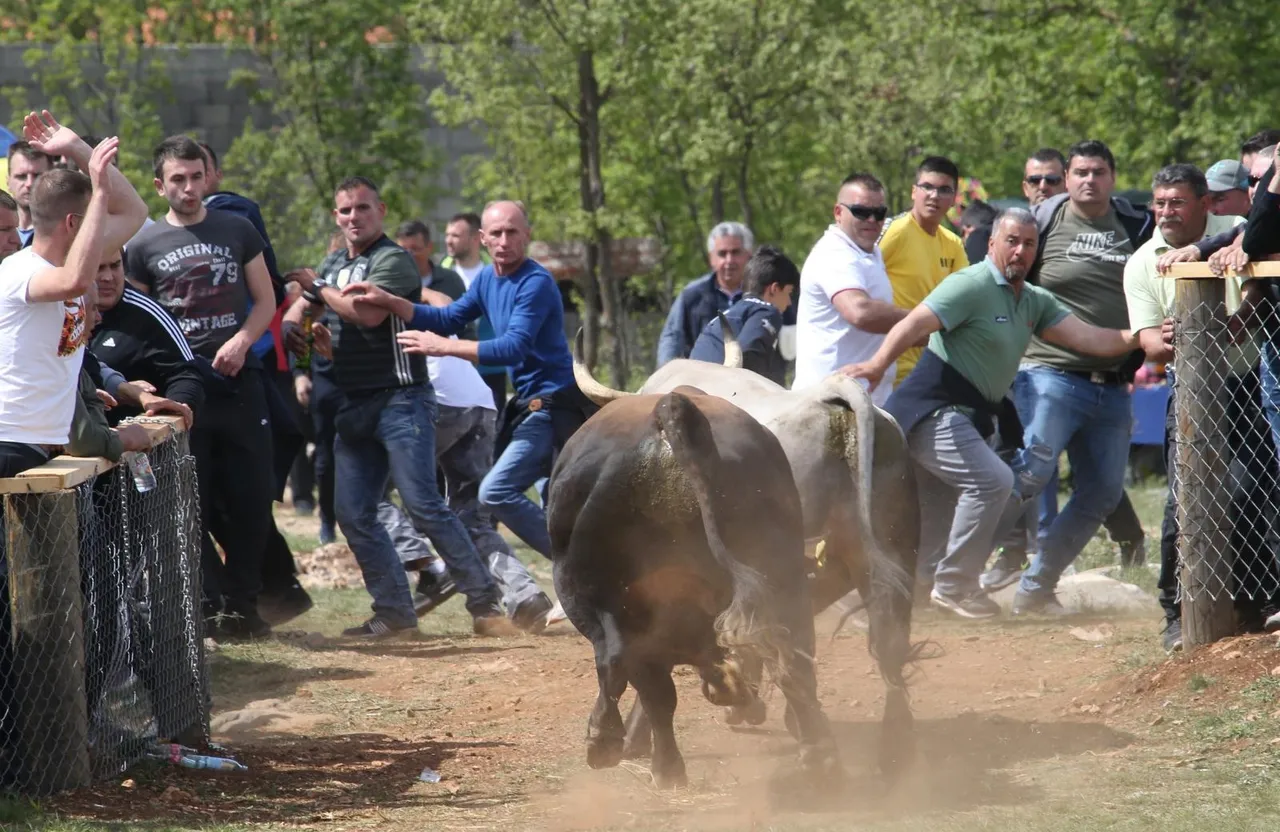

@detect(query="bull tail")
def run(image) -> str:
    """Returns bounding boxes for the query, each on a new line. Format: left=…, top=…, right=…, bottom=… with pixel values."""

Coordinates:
left=652, top=390, right=785, bottom=675
left=855, top=403, right=922, bottom=777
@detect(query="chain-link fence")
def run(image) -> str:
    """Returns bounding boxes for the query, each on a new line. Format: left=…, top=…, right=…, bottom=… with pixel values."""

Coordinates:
left=1170, top=272, right=1280, bottom=644
left=0, top=417, right=207, bottom=796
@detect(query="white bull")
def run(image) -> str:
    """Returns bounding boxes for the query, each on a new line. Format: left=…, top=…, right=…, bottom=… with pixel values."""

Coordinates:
left=572, top=319, right=919, bottom=777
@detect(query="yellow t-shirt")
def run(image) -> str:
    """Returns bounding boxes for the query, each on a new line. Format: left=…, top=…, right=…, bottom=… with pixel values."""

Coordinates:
left=879, top=213, right=969, bottom=384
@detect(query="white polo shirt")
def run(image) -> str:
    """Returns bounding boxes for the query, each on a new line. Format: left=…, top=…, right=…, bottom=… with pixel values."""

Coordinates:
left=792, top=225, right=895, bottom=404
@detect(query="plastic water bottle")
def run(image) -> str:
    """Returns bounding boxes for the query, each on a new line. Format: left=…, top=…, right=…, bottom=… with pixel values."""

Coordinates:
left=177, top=753, right=248, bottom=772
left=122, top=451, right=157, bottom=493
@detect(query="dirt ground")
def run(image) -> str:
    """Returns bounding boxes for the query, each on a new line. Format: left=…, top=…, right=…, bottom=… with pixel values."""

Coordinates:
left=35, top=516, right=1280, bottom=831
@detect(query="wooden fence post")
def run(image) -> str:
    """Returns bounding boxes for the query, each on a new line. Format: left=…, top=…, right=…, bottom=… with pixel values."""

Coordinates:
left=1172, top=273, right=1234, bottom=647
left=5, top=490, right=91, bottom=794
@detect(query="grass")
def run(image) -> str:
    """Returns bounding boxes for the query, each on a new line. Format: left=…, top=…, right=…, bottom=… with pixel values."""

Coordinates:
left=1188, top=673, right=1217, bottom=692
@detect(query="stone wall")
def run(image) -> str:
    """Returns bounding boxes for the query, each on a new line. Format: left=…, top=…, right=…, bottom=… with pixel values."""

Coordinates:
left=0, top=44, right=485, bottom=233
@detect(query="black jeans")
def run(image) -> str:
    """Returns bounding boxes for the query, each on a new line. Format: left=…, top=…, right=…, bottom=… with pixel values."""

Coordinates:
left=0, top=443, right=49, bottom=479
left=1161, top=372, right=1280, bottom=624
left=191, top=368, right=275, bottom=611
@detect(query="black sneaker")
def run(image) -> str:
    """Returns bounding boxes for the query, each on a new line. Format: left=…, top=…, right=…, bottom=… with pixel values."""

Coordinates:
left=342, top=616, right=418, bottom=638
left=414, top=572, right=458, bottom=617
left=1162, top=619, right=1184, bottom=653
left=1011, top=589, right=1071, bottom=617
left=930, top=588, right=1001, bottom=620
left=512, top=592, right=554, bottom=634
left=258, top=582, right=315, bottom=626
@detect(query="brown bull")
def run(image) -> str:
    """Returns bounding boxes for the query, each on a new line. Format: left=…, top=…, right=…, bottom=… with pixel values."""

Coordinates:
left=546, top=388, right=839, bottom=788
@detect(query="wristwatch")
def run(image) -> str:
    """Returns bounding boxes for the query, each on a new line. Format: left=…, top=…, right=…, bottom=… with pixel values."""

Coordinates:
left=302, top=276, right=329, bottom=305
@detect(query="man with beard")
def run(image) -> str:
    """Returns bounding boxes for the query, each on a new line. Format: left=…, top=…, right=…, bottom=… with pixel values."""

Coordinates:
left=843, top=208, right=1140, bottom=619
left=1123, top=163, right=1271, bottom=650
left=125, top=135, right=278, bottom=639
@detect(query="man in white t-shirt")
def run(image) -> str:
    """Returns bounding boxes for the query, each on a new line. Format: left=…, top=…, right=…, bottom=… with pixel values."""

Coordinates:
left=793, top=172, right=907, bottom=404
left=0, top=114, right=148, bottom=477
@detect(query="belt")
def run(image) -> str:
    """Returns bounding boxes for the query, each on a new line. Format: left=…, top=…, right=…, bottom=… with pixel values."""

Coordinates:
left=1066, top=369, right=1126, bottom=386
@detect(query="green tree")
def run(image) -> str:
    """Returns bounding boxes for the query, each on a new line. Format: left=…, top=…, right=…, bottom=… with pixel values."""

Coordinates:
left=206, top=1, right=439, bottom=270
left=0, top=0, right=192, bottom=213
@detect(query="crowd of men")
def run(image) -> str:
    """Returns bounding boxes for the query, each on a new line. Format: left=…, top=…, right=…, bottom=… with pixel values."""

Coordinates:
left=3, top=106, right=1280, bottom=655
left=0, top=112, right=596, bottom=643
left=656, top=130, right=1280, bottom=653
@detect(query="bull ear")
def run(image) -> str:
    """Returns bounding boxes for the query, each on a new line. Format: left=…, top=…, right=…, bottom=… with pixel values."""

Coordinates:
left=718, top=312, right=743, bottom=369
left=573, top=328, right=631, bottom=404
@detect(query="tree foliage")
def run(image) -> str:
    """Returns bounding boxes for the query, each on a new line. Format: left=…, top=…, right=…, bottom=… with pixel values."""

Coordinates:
left=5, top=0, right=1280, bottom=371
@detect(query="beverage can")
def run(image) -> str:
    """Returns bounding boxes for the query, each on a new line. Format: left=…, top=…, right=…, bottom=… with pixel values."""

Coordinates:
left=123, top=451, right=158, bottom=493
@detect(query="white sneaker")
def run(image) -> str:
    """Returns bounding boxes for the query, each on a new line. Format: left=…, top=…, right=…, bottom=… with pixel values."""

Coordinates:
left=545, top=600, right=568, bottom=627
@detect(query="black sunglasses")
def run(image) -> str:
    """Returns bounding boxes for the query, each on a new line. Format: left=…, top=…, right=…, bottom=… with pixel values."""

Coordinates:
left=1025, top=174, right=1064, bottom=186
left=839, top=203, right=888, bottom=222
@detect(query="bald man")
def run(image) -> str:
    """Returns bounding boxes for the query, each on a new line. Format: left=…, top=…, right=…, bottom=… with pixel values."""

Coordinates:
left=345, top=201, right=593, bottom=572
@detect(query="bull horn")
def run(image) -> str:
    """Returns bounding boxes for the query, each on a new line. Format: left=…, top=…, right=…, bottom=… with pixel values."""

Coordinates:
left=573, top=328, right=631, bottom=405
left=718, top=312, right=743, bottom=369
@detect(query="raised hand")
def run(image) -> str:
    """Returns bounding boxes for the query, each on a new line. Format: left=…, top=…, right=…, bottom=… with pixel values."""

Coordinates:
left=22, top=110, right=83, bottom=159
left=86, top=137, right=120, bottom=197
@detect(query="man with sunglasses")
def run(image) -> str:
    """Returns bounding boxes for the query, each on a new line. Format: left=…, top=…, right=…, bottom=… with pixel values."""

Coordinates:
left=1022, top=149, right=1068, bottom=206
left=879, top=156, right=968, bottom=386
left=793, top=172, right=903, bottom=403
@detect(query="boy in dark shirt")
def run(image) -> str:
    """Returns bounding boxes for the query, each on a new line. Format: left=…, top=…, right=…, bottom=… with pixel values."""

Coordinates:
left=689, top=245, right=798, bottom=386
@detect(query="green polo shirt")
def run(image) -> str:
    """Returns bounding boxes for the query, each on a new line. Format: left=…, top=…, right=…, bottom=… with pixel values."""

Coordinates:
left=922, top=259, right=1071, bottom=403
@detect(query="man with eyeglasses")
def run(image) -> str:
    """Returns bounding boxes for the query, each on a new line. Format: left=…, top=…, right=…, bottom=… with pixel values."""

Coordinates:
left=1022, top=148, right=1068, bottom=206
left=879, top=156, right=968, bottom=386
left=1126, top=163, right=1275, bottom=649
left=997, top=139, right=1153, bottom=616
left=793, top=172, right=903, bottom=402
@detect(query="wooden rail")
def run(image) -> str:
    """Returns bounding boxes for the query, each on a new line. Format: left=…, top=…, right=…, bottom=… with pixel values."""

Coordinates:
left=1162, top=261, right=1280, bottom=279
left=0, top=415, right=185, bottom=494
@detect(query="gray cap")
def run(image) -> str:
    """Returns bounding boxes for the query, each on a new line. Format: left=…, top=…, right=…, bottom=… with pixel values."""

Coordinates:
left=1205, top=159, right=1248, bottom=192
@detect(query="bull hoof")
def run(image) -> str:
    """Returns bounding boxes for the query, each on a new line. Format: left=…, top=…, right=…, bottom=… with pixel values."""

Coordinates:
left=652, top=758, right=688, bottom=789
left=700, top=659, right=752, bottom=708
left=726, top=698, right=767, bottom=727
left=586, top=734, right=625, bottom=769
left=798, top=739, right=843, bottom=781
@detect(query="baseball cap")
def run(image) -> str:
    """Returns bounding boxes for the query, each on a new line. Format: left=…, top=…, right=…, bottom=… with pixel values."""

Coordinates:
left=1206, top=159, right=1249, bottom=192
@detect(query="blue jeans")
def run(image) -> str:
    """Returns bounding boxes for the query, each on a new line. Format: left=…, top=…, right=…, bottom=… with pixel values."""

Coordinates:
left=479, top=409, right=555, bottom=557
left=1017, top=367, right=1132, bottom=596
left=334, top=386, right=501, bottom=624
left=1259, top=341, right=1280, bottom=454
